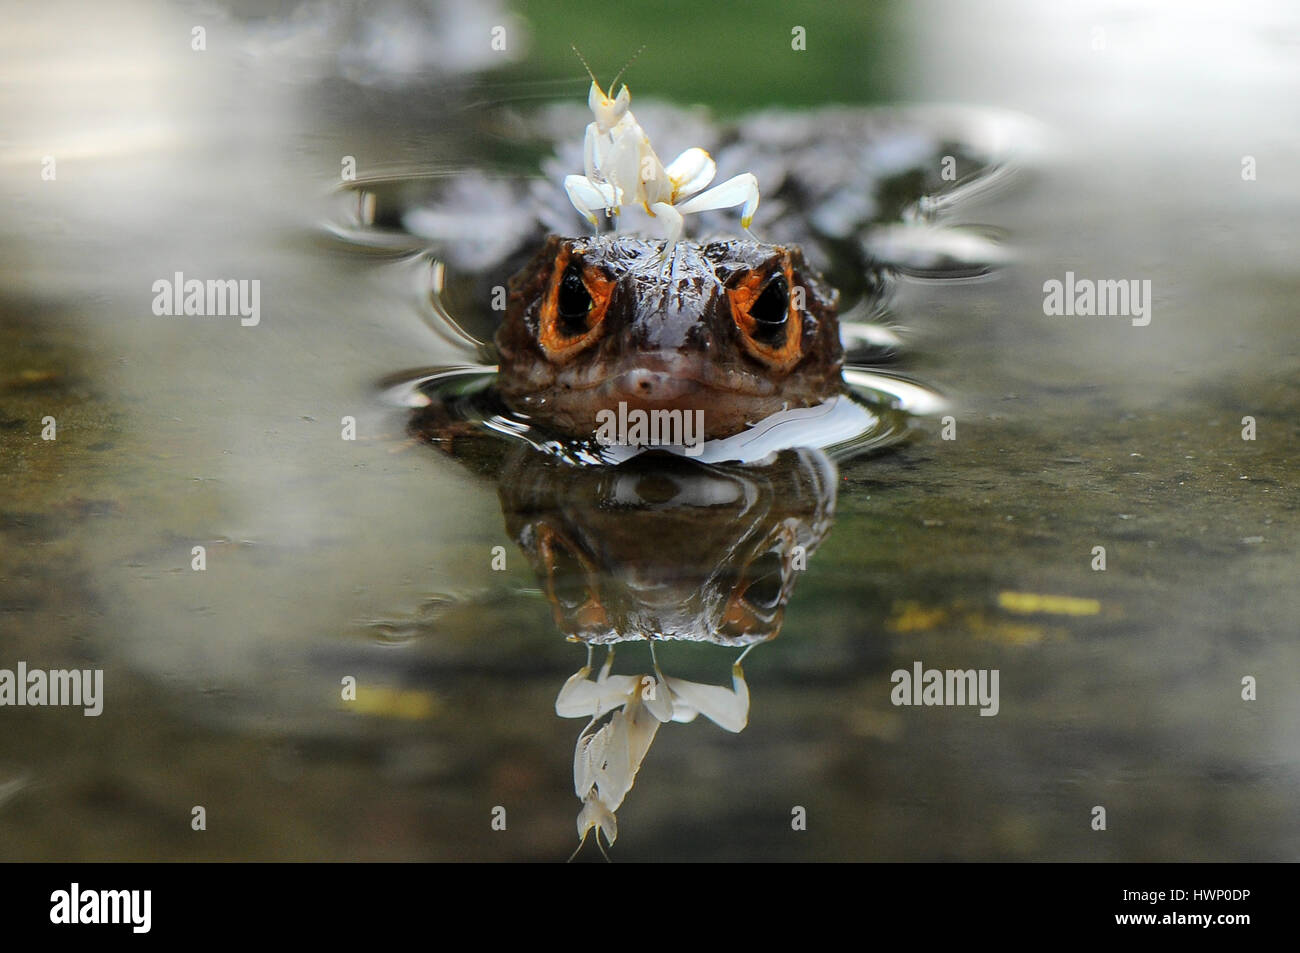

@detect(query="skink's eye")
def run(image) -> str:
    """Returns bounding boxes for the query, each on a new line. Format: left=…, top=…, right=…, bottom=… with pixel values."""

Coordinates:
left=556, top=267, right=593, bottom=336
left=741, top=550, right=786, bottom=611
left=726, top=259, right=803, bottom=372
left=539, top=249, right=613, bottom=361
left=748, top=274, right=789, bottom=348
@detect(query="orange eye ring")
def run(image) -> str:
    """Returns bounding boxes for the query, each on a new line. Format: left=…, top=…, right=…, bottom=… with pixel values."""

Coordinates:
left=538, top=247, right=614, bottom=362
left=725, top=260, right=803, bottom=372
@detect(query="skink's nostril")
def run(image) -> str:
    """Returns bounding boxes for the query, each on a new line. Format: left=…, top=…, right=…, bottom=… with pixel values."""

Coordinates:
left=605, top=367, right=699, bottom=402
left=623, top=369, right=659, bottom=394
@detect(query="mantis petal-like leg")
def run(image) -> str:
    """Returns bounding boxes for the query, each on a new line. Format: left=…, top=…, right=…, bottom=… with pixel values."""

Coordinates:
left=555, top=644, right=594, bottom=717
left=665, top=147, right=716, bottom=202
left=564, top=174, right=620, bottom=228
left=660, top=660, right=752, bottom=733
left=556, top=671, right=641, bottom=718
left=555, top=667, right=595, bottom=717
left=675, top=172, right=761, bottom=228
left=557, top=646, right=642, bottom=718
left=648, top=201, right=684, bottom=260
left=639, top=671, right=675, bottom=724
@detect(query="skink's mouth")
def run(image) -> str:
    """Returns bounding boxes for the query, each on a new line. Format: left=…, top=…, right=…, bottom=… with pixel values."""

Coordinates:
left=494, top=347, right=841, bottom=441
left=559, top=351, right=779, bottom=404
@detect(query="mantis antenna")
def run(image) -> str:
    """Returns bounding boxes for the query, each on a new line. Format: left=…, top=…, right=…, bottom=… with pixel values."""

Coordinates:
left=567, top=824, right=613, bottom=863
left=609, top=44, right=647, bottom=92
left=570, top=43, right=599, bottom=86
left=567, top=832, right=588, bottom=863
left=570, top=43, right=647, bottom=93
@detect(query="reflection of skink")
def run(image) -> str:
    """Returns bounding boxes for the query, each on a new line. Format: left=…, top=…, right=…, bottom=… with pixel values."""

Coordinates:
left=500, top=448, right=838, bottom=646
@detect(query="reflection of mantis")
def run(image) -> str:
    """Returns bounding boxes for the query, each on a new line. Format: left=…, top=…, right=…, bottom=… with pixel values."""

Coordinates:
left=557, top=642, right=755, bottom=859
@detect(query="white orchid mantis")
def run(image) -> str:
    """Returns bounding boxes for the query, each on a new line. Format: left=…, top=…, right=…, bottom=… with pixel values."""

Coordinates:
left=556, top=642, right=756, bottom=859
left=563, top=49, right=760, bottom=255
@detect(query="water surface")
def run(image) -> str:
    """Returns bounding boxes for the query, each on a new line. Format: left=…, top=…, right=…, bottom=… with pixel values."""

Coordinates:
left=0, top=0, right=1296, bottom=860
